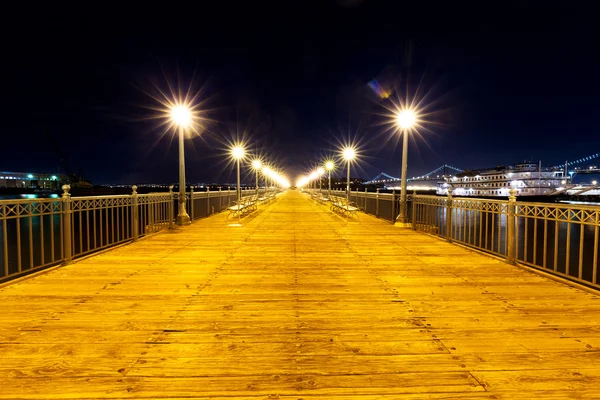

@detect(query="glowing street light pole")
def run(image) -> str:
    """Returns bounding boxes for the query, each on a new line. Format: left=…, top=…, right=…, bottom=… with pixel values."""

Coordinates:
left=252, top=159, right=262, bottom=196
left=317, top=167, right=324, bottom=193
left=343, top=148, right=355, bottom=201
left=172, top=105, right=191, bottom=226
left=232, top=146, right=245, bottom=207
left=325, top=161, right=334, bottom=198
left=396, top=109, right=416, bottom=224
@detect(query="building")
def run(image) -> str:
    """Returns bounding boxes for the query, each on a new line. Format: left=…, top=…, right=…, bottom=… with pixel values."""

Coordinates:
left=0, top=171, right=69, bottom=190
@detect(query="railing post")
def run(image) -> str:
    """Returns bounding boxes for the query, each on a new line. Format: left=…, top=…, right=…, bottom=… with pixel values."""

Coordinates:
left=61, top=184, right=72, bottom=264
left=132, top=185, right=139, bottom=241
left=207, top=187, right=211, bottom=215
left=168, top=185, right=175, bottom=228
left=189, top=186, right=195, bottom=222
left=446, top=189, right=453, bottom=242
left=411, top=190, right=417, bottom=230
left=364, top=188, right=368, bottom=210
left=507, top=188, right=517, bottom=264
left=228, top=187, right=231, bottom=206
left=219, top=187, right=222, bottom=211
left=376, top=188, right=380, bottom=217
left=391, top=189, right=396, bottom=224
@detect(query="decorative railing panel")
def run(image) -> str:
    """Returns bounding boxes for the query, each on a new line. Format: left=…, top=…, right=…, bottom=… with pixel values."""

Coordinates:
left=1, top=185, right=264, bottom=283
left=412, top=192, right=600, bottom=290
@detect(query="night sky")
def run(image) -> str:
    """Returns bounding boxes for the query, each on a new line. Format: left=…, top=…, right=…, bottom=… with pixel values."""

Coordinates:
left=2, top=1, right=598, bottom=185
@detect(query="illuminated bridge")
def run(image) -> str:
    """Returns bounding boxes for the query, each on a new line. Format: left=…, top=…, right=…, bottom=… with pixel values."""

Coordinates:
left=1, top=189, right=599, bottom=398
left=366, top=164, right=465, bottom=185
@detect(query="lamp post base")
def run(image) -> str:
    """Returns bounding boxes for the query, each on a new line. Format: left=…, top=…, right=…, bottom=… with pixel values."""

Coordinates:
left=395, top=214, right=411, bottom=227
left=176, top=214, right=191, bottom=226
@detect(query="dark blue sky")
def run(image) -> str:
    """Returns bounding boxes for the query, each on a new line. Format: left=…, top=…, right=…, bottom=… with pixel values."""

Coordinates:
left=2, top=1, right=598, bottom=184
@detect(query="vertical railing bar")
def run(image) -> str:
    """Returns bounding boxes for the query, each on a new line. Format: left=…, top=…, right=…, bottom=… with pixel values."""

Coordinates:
left=491, top=212, right=495, bottom=253
left=40, top=207, right=45, bottom=266
left=86, top=209, right=90, bottom=253
left=578, top=223, right=584, bottom=280
left=524, top=217, right=529, bottom=262
left=105, top=206, right=109, bottom=248
left=543, top=216, right=548, bottom=269
left=59, top=204, right=64, bottom=261
left=50, top=204, right=55, bottom=262
left=16, top=217, right=22, bottom=273
left=484, top=210, right=489, bottom=251
left=2, top=217, right=8, bottom=277
left=478, top=208, right=483, bottom=248
left=515, top=215, right=520, bottom=261
left=593, top=224, right=598, bottom=284
left=116, top=203, right=121, bottom=243
left=533, top=216, right=538, bottom=265
left=497, top=211, right=501, bottom=255
left=93, top=207, right=97, bottom=250
left=566, top=219, right=572, bottom=276
left=111, top=203, right=116, bottom=245
left=28, top=205, right=34, bottom=269
left=553, top=218, right=558, bottom=271
left=78, top=206, right=83, bottom=254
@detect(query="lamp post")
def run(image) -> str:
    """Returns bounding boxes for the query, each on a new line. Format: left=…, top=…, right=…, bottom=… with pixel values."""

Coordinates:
left=325, top=161, right=334, bottom=198
left=171, top=105, right=191, bottom=225
left=262, top=166, right=270, bottom=195
left=343, top=148, right=355, bottom=201
left=396, top=109, right=416, bottom=224
left=232, top=146, right=245, bottom=207
left=317, top=167, right=325, bottom=194
left=252, top=159, right=262, bottom=196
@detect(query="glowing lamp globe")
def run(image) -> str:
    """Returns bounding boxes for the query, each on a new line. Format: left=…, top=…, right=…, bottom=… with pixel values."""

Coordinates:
left=232, top=146, right=245, bottom=160
left=171, top=105, right=191, bottom=127
left=343, top=148, right=355, bottom=161
left=317, top=167, right=325, bottom=175
left=325, top=161, right=334, bottom=170
left=252, top=159, right=262, bottom=170
left=396, top=109, right=416, bottom=129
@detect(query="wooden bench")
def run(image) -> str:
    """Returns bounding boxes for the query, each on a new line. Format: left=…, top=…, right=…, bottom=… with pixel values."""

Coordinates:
left=228, top=194, right=259, bottom=218
left=329, top=195, right=359, bottom=218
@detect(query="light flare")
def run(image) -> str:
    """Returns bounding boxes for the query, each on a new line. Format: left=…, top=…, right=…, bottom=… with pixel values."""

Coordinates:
left=343, top=147, right=356, bottom=161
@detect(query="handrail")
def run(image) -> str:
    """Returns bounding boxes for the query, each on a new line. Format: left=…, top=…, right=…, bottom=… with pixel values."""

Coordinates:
left=412, top=191, right=600, bottom=290
left=0, top=185, right=274, bottom=283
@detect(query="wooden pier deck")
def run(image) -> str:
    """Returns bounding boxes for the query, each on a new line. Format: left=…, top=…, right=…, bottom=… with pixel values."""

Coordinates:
left=1, top=190, right=599, bottom=399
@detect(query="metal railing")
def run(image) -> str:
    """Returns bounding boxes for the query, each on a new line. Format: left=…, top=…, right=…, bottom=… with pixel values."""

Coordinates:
left=412, top=191, right=600, bottom=290
left=311, top=188, right=403, bottom=222
left=0, top=185, right=267, bottom=283
left=182, top=187, right=273, bottom=221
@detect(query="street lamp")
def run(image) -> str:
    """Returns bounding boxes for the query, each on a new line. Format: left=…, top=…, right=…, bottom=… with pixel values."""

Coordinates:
left=325, top=161, right=334, bottom=198
left=262, top=166, right=271, bottom=194
left=342, top=147, right=355, bottom=201
left=396, top=109, right=416, bottom=224
left=171, top=105, right=192, bottom=225
left=252, top=159, right=262, bottom=196
left=232, top=146, right=245, bottom=207
left=317, top=167, right=325, bottom=193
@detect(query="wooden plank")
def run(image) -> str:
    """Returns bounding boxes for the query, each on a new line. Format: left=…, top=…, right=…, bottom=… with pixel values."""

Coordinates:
left=0, top=190, right=599, bottom=398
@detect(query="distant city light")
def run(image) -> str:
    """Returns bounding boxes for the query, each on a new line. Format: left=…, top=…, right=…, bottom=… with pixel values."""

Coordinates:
left=27, top=174, right=33, bottom=179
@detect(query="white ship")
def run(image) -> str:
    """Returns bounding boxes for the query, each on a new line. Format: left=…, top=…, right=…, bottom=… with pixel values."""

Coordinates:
left=437, top=162, right=569, bottom=197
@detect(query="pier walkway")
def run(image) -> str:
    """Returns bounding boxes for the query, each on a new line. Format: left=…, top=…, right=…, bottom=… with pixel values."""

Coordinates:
left=1, top=190, right=599, bottom=399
